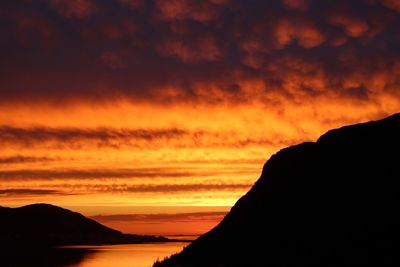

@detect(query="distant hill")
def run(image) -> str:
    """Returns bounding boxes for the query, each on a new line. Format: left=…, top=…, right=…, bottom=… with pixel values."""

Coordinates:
left=0, top=203, right=169, bottom=247
left=155, top=113, right=400, bottom=266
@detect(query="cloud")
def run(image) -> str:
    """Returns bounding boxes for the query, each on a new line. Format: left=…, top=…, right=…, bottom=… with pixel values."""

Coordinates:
left=1, top=0, right=400, bottom=208
left=119, top=0, right=143, bottom=10
left=0, top=189, right=62, bottom=196
left=101, top=183, right=251, bottom=193
left=0, top=168, right=199, bottom=180
left=0, top=0, right=399, bottom=105
left=328, top=14, right=369, bottom=37
left=91, top=211, right=227, bottom=223
left=0, top=166, right=256, bottom=180
left=274, top=19, right=325, bottom=48
left=0, top=180, right=252, bottom=198
left=382, top=0, right=400, bottom=12
left=100, top=51, right=127, bottom=69
left=0, top=126, right=186, bottom=148
left=0, top=156, right=55, bottom=164
left=0, top=125, right=302, bottom=149
left=155, top=0, right=225, bottom=23
left=48, top=0, right=98, bottom=18
left=157, top=37, right=221, bottom=63
left=283, top=0, right=309, bottom=11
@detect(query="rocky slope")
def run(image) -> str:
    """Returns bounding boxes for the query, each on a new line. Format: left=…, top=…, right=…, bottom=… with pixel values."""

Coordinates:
left=155, top=113, right=400, bottom=266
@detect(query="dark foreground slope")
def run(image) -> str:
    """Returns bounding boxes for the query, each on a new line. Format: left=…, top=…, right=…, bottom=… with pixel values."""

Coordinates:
left=155, top=113, right=400, bottom=267
left=0, top=203, right=169, bottom=247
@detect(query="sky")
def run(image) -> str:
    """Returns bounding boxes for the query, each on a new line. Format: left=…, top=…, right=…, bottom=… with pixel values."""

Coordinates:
left=1, top=0, right=400, bottom=235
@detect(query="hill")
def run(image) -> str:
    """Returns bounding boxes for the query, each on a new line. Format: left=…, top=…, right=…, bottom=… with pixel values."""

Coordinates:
left=155, top=113, right=400, bottom=266
left=0, top=203, right=169, bottom=247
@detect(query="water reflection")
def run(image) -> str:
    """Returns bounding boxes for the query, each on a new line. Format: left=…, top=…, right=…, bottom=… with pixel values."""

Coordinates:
left=2, top=247, right=95, bottom=267
left=2, top=243, right=187, bottom=267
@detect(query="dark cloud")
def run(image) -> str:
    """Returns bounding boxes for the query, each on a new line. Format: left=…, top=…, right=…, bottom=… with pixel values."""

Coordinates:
left=100, top=183, right=251, bottom=193
left=382, top=0, right=400, bottom=12
left=0, top=155, right=55, bottom=164
left=1, top=181, right=251, bottom=196
left=0, top=0, right=400, bottom=104
left=50, top=182, right=251, bottom=194
left=0, top=168, right=198, bottom=180
left=0, top=125, right=302, bottom=149
left=283, top=0, right=309, bottom=11
left=0, top=126, right=186, bottom=148
left=0, top=167, right=255, bottom=180
left=48, top=0, right=98, bottom=18
left=0, top=189, right=62, bottom=196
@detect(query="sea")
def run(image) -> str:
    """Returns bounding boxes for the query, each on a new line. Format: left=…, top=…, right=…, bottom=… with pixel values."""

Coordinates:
left=59, top=242, right=187, bottom=267
left=3, top=237, right=196, bottom=267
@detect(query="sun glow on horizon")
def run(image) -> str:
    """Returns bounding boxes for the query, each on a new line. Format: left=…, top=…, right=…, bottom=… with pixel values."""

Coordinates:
left=1, top=98, right=399, bottom=208
left=1, top=0, right=400, bottom=235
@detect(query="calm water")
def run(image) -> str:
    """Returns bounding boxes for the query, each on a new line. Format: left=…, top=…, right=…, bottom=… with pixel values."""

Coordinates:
left=3, top=243, right=188, bottom=267
left=64, top=243, right=188, bottom=267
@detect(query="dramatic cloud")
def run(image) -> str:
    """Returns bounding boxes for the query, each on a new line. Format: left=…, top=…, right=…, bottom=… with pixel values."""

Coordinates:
left=0, top=125, right=303, bottom=149
left=0, top=126, right=186, bottom=148
left=0, top=189, right=62, bottom=196
left=93, top=183, right=251, bottom=193
left=0, top=0, right=399, bottom=104
left=0, top=168, right=192, bottom=180
left=157, top=37, right=222, bottom=63
left=0, top=156, right=55, bottom=164
left=283, top=0, right=309, bottom=11
left=155, top=0, right=228, bottom=23
left=48, top=0, right=98, bottom=18
left=1, top=0, right=399, bottom=212
left=119, top=0, right=144, bottom=10
left=0, top=167, right=256, bottom=180
left=328, top=14, right=369, bottom=38
left=274, top=19, right=325, bottom=48
left=382, top=0, right=400, bottom=12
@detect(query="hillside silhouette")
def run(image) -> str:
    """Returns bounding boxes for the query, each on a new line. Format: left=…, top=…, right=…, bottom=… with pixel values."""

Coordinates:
left=0, top=203, right=169, bottom=247
left=155, top=113, right=400, bottom=266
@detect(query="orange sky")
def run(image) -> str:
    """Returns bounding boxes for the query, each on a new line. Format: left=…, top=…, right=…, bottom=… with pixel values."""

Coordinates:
left=2, top=99, right=398, bottom=207
left=1, top=0, right=400, bottom=235
left=1, top=98, right=398, bottom=234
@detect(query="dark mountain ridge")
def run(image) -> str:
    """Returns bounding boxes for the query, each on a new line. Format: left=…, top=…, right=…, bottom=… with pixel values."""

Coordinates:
left=0, top=203, right=169, bottom=247
left=155, top=113, right=400, bottom=266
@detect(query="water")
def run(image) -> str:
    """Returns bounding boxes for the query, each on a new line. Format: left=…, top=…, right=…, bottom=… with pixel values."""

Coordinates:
left=66, top=243, right=187, bottom=267
left=2, top=243, right=188, bottom=267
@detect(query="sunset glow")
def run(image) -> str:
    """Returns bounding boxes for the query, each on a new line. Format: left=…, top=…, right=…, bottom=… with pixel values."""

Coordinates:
left=1, top=0, right=400, bottom=234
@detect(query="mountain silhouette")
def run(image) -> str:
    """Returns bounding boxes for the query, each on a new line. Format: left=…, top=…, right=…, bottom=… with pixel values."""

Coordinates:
left=155, top=113, right=400, bottom=266
left=0, top=203, right=169, bottom=247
